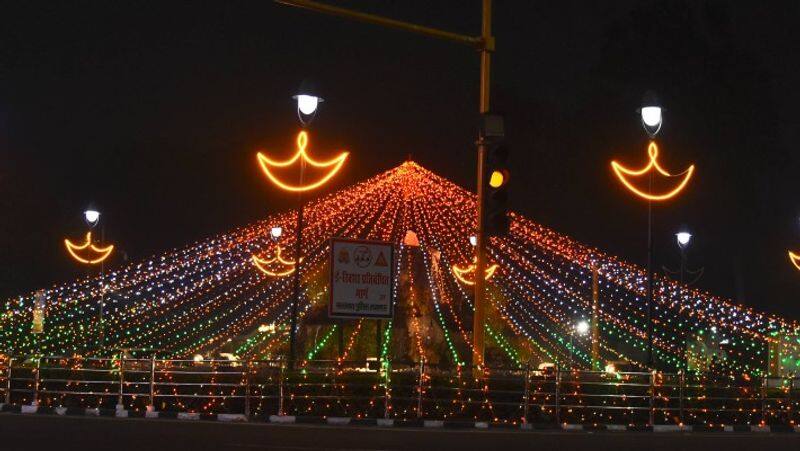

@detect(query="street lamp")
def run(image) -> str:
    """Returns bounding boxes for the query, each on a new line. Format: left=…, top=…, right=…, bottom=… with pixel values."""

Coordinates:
left=639, top=91, right=662, bottom=138
left=568, top=319, right=590, bottom=369
left=81, top=207, right=108, bottom=351
left=665, top=229, right=703, bottom=287
left=271, top=226, right=283, bottom=241
left=293, top=80, right=323, bottom=126
left=610, top=90, right=696, bottom=369
left=469, top=235, right=477, bottom=247
left=84, top=209, right=100, bottom=228
left=676, top=231, right=692, bottom=249
left=676, top=230, right=691, bottom=285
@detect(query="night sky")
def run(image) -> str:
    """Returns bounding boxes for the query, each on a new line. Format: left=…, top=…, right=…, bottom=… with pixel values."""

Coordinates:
left=1, top=1, right=799, bottom=319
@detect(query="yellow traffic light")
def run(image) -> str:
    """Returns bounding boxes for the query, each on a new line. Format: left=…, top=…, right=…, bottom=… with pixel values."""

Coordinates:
left=489, top=170, right=505, bottom=188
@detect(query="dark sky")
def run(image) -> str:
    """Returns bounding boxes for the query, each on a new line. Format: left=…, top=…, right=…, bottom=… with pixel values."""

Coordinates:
left=1, top=1, right=799, bottom=318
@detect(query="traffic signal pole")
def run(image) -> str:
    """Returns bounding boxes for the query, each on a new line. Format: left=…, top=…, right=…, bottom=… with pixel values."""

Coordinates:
left=473, top=0, right=493, bottom=368
left=275, top=0, right=496, bottom=367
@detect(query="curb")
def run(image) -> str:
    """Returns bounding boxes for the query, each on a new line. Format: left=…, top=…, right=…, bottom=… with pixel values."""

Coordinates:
left=269, top=415, right=297, bottom=424
left=1, top=407, right=798, bottom=433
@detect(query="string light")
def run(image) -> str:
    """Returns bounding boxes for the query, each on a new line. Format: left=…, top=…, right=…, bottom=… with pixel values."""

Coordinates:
left=2, top=161, right=798, bottom=424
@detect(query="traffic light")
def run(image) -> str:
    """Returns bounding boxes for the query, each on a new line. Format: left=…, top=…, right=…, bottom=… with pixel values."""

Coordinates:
left=483, top=139, right=510, bottom=236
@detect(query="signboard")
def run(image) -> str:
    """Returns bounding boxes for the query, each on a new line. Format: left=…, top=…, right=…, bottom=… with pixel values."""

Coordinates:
left=329, top=238, right=394, bottom=319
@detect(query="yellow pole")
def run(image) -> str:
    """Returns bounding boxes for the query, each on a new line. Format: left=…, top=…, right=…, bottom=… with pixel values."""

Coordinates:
left=472, top=0, right=493, bottom=369
left=275, top=0, right=481, bottom=48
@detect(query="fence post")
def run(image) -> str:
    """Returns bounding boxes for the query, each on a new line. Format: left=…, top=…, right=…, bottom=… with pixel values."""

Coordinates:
left=244, top=360, right=251, bottom=419
left=278, top=361, right=285, bottom=416
left=761, top=376, right=767, bottom=424
left=381, top=359, right=390, bottom=419
left=790, top=377, right=796, bottom=425
left=554, top=364, right=561, bottom=425
left=649, top=370, right=656, bottom=427
left=522, top=364, right=530, bottom=424
left=117, top=355, right=125, bottom=411
left=31, top=356, right=40, bottom=406
left=147, top=355, right=156, bottom=412
left=678, top=370, right=685, bottom=425
left=5, top=357, right=12, bottom=405
left=416, top=359, right=425, bottom=418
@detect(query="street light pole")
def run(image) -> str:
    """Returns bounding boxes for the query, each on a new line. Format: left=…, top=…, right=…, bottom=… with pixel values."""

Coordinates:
left=472, top=0, right=493, bottom=369
left=84, top=208, right=106, bottom=352
left=99, top=223, right=106, bottom=351
left=288, top=160, right=305, bottom=370
left=646, top=180, right=653, bottom=368
left=640, top=93, right=662, bottom=369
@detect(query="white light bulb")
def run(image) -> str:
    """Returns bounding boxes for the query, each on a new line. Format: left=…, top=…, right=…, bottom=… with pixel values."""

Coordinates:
left=676, top=232, right=692, bottom=247
left=84, top=209, right=100, bottom=226
left=576, top=320, right=590, bottom=335
left=469, top=235, right=477, bottom=247
left=641, top=106, right=662, bottom=127
left=296, top=95, right=319, bottom=116
left=271, top=226, right=283, bottom=239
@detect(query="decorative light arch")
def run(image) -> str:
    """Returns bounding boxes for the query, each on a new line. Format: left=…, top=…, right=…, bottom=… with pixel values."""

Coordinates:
left=257, top=131, right=348, bottom=192
left=64, top=232, right=114, bottom=265
left=789, top=251, right=800, bottom=271
left=452, top=257, right=498, bottom=286
left=611, top=141, right=695, bottom=201
left=252, top=245, right=299, bottom=277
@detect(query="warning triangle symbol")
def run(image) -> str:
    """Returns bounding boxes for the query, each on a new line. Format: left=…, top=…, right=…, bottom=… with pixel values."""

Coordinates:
left=374, top=251, right=388, bottom=267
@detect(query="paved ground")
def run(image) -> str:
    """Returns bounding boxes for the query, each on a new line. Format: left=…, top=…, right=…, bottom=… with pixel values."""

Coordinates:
left=1, top=414, right=798, bottom=451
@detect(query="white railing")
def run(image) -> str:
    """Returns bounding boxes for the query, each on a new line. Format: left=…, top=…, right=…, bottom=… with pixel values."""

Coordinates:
left=0, top=355, right=796, bottom=426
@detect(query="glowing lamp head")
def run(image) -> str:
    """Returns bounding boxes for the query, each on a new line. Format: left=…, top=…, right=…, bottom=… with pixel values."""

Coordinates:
left=639, top=91, right=663, bottom=137
left=295, top=94, right=321, bottom=116
left=676, top=231, right=692, bottom=248
left=293, top=80, right=323, bottom=125
left=469, top=235, right=477, bottom=247
left=641, top=106, right=662, bottom=128
left=576, top=320, right=590, bottom=336
left=270, top=226, right=283, bottom=240
left=83, top=209, right=100, bottom=228
left=489, top=170, right=506, bottom=188
left=193, top=354, right=204, bottom=362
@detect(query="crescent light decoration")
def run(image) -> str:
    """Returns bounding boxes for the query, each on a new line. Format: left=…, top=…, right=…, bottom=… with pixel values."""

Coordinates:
left=252, top=245, right=299, bottom=277
left=257, top=131, right=348, bottom=192
left=790, top=251, right=800, bottom=271
left=64, top=232, right=114, bottom=264
left=452, top=258, right=498, bottom=286
left=611, top=141, right=695, bottom=201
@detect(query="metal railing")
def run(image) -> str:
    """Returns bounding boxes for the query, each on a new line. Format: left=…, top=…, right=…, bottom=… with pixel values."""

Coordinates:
left=0, top=355, right=797, bottom=425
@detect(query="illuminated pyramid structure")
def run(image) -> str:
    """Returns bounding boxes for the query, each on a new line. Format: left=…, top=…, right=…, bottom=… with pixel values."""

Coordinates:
left=2, top=161, right=798, bottom=376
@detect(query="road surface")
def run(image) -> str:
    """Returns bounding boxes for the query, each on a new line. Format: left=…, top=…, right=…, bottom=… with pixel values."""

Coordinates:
left=1, top=413, right=797, bottom=451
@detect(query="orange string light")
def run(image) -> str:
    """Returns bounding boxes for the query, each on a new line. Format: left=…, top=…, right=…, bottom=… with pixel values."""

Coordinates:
left=789, top=251, right=800, bottom=271
left=64, top=232, right=114, bottom=264
left=451, top=257, right=498, bottom=286
left=257, top=130, right=348, bottom=192
left=611, top=141, right=695, bottom=201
